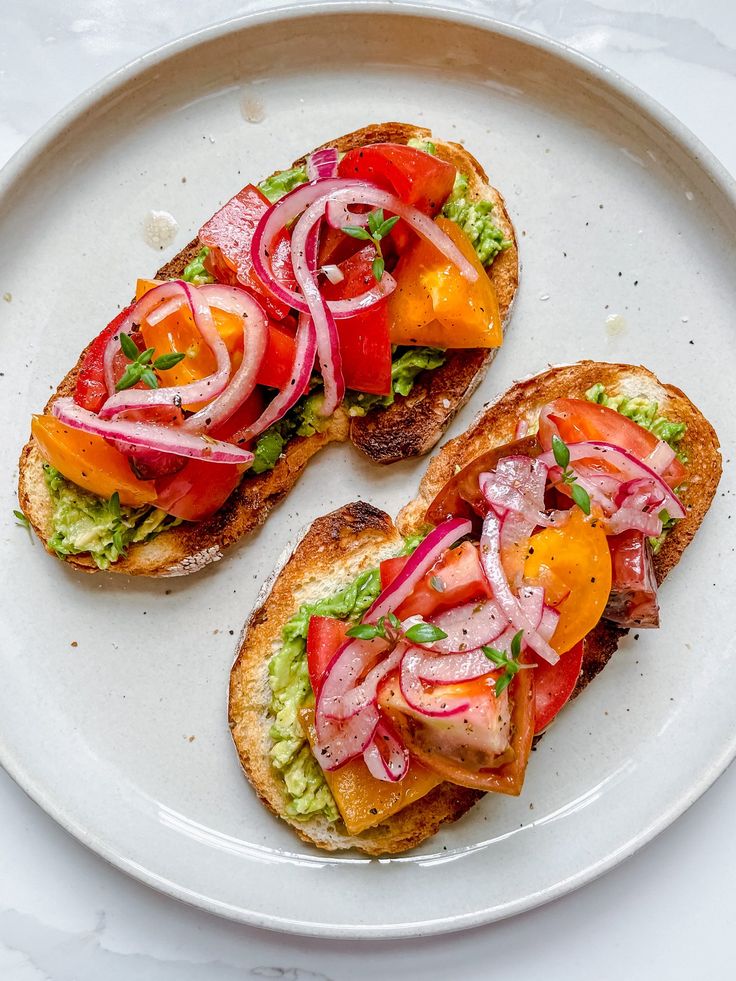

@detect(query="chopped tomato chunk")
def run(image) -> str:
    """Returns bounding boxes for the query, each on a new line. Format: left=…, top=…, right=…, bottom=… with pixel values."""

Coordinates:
left=32, top=415, right=156, bottom=507
left=337, top=143, right=456, bottom=217
left=198, top=183, right=297, bottom=321
left=388, top=218, right=501, bottom=348
left=605, top=530, right=660, bottom=627
left=321, top=246, right=392, bottom=396
left=306, top=616, right=349, bottom=695
left=396, top=541, right=492, bottom=620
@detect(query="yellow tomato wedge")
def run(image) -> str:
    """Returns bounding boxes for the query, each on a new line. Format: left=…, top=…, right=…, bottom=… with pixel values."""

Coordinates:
left=32, top=415, right=156, bottom=507
left=523, top=508, right=612, bottom=654
left=388, top=217, right=502, bottom=348
left=299, top=708, right=441, bottom=836
left=136, top=279, right=244, bottom=407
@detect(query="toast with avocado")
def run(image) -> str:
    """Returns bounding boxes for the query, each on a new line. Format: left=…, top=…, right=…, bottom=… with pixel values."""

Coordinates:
left=228, top=361, right=720, bottom=855
left=17, top=122, right=518, bottom=577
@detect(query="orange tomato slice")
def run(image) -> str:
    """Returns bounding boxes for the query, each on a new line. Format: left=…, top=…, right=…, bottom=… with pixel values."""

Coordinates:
left=299, top=708, right=441, bottom=835
left=523, top=508, right=612, bottom=654
left=388, top=217, right=502, bottom=348
left=32, top=414, right=156, bottom=507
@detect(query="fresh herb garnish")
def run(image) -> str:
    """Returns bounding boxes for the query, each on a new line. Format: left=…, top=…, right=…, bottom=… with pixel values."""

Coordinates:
left=115, top=335, right=186, bottom=392
left=346, top=611, right=447, bottom=646
left=342, top=208, right=400, bottom=282
left=483, top=629, right=526, bottom=696
left=13, top=509, right=30, bottom=529
left=551, top=434, right=591, bottom=515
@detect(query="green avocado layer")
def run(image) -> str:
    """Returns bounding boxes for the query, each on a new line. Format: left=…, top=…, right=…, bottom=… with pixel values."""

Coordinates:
left=268, top=534, right=424, bottom=823
left=43, top=465, right=181, bottom=570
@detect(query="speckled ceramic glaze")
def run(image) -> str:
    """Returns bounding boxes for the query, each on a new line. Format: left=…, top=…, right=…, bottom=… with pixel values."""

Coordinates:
left=0, top=3, right=734, bottom=939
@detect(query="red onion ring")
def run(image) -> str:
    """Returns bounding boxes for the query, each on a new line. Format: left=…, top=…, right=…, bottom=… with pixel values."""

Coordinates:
left=315, top=636, right=388, bottom=740
left=99, top=281, right=231, bottom=419
left=250, top=178, right=475, bottom=317
left=412, top=647, right=495, bottom=685
left=427, top=599, right=507, bottom=653
left=314, top=703, right=381, bottom=772
left=362, top=721, right=409, bottom=783
left=324, top=199, right=370, bottom=230
left=364, top=518, right=473, bottom=623
left=51, top=397, right=253, bottom=465
left=181, top=284, right=268, bottom=433
left=306, top=148, right=338, bottom=181
left=480, top=509, right=560, bottom=665
left=319, top=645, right=404, bottom=723
left=399, top=648, right=472, bottom=717
left=290, top=207, right=344, bottom=416
left=538, top=441, right=686, bottom=519
left=231, top=310, right=317, bottom=445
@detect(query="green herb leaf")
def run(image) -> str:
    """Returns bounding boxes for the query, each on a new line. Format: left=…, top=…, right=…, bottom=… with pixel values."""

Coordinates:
left=376, top=215, right=400, bottom=239
left=551, top=434, right=570, bottom=470
left=13, top=509, right=30, bottom=529
left=571, top=481, right=591, bottom=515
left=342, top=225, right=372, bottom=241
left=367, top=209, right=384, bottom=235
left=346, top=623, right=380, bottom=640
left=483, top=646, right=506, bottom=666
left=139, top=347, right=156, bottom=365
left=109, top=492, right=121, bottom=518
left=119, top=332, right=139, bottom=360
left=494, top=673, right=514, bottom=697
left=387, top=612, right=401, bottom=630
left=372, top=254, right=385, bottom=282
left=404, top=622, right=449, bottom=644
left=115, top=364, right=141, bottom=392
left=140, top=368, right=158, bottom=389
left=154, top=351, right=186, bottom=371
left=510, top=630, right=523, bottom=659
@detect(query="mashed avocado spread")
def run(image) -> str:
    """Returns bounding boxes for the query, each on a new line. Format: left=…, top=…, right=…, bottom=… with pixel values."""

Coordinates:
left=585, top=383, right=686, bottom=553
left=268, top=534, right=424, bottom=822
left=182, top=247, right=214, bottom=285
left=43, top=465, right=180, bottom=570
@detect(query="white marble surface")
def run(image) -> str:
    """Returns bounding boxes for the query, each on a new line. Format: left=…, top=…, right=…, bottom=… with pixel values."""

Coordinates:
left=2, top=0, right=735, bottom=977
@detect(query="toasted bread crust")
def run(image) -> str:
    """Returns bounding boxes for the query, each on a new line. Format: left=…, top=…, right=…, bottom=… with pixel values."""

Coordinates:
left=18, top=122, right=517, bottom=576
left=229, top=361, right=720, bottom=853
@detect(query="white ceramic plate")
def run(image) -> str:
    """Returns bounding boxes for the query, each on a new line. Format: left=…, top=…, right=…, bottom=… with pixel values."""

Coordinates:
left=1, top=2, right=734, bottom=939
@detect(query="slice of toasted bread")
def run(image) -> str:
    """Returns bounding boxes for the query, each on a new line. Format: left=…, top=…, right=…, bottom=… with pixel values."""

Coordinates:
left=18, top=122, right=518, bottom=576
left=229, top=361, right=720, bottom=854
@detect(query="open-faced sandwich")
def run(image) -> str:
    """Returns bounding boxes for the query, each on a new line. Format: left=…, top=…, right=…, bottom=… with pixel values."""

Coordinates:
left=229, top=361, right=721, bottom=855
left=16, top=122, right=517, bottom=576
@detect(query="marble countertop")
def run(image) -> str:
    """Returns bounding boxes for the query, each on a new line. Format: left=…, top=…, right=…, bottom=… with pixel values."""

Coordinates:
left=2, top=2, right=734, bottom=978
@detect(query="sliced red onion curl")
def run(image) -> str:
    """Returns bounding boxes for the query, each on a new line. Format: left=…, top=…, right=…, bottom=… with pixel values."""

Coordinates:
left=538, top=441, right=686, bottom=520
left=426, top=599, right=507, bottom=653
left=319, top=645, right=404, bottom=722
left=51, top=397, right=253, bottom=465
left=99, top=281, right=231, bottom=419
left=480, top=509, right=560, bottom=665
left=362, top=721, right=410, bottom=783
left=324, top=199, right=370, bottom=230
left=290, top=212, right=344, bottom=417
left=181, top=284, right=268, bottom=433
left=314, top=635, right=388, bottom=739
left=306, top=147, right=338, bottom=181
left=320, top=264, right=344, bottom=285
left=645, top=439, right=676, bottom=475
left=231, top=311, right=317, bottom=444
left=412, top=647, right=496, bottom=686
left=250, top=178, right=476, bottom=318
left=364, top=518, right=473, bottom=623
left=314, top=703, right=381, bottom=772
left=400, top=647, right=473, bottom=717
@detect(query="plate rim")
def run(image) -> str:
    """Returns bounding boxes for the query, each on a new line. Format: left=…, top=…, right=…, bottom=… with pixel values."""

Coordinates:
left=2, top=0, right=735, bottom=939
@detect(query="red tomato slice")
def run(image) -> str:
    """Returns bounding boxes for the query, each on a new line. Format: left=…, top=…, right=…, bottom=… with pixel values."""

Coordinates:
left=306, top=616, right=350, bottom=694
left=321, top=246, right=392, bottom=396
left=379, top=555, right=408, bottom=591
left=538, top=398, right=686, bottom=487
left=395, top=541, right=492, bottom=620
left=152, top=390, right=264, bottom=521
left=532, top=640, right=584, bottom=734
left=74, top=304, right=137, bottom=412
left=338, top=143, right=456, bottom=217
left=199, top=183, right=297, bottom=321
left=605, top=530, right=660, bottom=627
